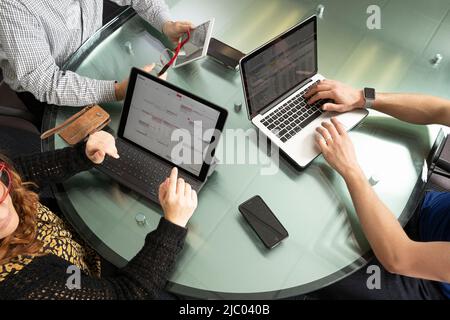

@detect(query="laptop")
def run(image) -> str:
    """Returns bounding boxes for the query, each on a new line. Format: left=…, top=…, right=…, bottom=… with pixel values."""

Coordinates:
left=97, top=68, right=228, bottom=204
left=239, top=15, right=368, bottom=169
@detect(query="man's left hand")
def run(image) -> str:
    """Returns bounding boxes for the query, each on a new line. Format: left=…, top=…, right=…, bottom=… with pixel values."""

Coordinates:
left=315, top=118, right=362, bottom=178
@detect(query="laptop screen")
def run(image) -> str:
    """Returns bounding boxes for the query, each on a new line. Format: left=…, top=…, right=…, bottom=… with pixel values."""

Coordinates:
left=122, top=73, right=222, bottom=178
left=241, top=16, right=317, bottom=118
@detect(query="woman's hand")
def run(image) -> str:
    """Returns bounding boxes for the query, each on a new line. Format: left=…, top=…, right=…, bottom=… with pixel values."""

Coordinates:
left=162, top=21, right=194, bottom=43
left=315, top=118, right=362, bottom=178
left=159, top=167, right=198, bottom=228
left=304, top=79, right=365, bottom=113
left=85, top=131, right=119, bottom=164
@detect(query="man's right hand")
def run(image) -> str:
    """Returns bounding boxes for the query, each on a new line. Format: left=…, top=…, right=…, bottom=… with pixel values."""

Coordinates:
left=158, top=167, right=198, bottom=228
left=115, top=64, right=167, bottom=101
left=304, top=79, right=366, bottom=113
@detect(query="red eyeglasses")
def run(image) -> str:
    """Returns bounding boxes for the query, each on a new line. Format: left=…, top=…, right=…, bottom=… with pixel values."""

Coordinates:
left=157, top=30, right=191, bottom=77
left=0, top=163, right=12, bottom=204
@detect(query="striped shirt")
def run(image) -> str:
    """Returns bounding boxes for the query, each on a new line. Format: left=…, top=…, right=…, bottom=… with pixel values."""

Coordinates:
left=0, top=0, right=171, bottom=107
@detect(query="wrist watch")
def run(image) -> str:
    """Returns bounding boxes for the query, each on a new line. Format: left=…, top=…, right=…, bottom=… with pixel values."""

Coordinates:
left=363, top=87, right=376, bottom=109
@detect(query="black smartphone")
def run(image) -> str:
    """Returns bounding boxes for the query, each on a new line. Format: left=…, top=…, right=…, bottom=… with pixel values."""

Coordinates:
left=239, top=196, right=289, bottom=249
left=207, top=37, right=245, bottom=70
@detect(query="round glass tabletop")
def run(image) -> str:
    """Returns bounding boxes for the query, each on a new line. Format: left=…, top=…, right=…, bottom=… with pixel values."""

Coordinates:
left=42, top=0, right=446, bottom=299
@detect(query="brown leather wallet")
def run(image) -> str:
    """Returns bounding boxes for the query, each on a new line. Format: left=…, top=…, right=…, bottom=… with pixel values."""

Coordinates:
left=41, top=105, right=111, bottom=146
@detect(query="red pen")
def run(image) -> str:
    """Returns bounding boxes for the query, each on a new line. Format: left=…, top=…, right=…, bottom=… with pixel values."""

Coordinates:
left=158, top=30, right=191, bottom=77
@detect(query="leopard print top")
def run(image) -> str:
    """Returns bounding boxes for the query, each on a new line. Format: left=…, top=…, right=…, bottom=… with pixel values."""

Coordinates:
left=0, top=203, right=101, bottom=282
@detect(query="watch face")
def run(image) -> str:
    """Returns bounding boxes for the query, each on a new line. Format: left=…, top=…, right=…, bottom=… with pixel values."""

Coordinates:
left=364, top=88, right=376, bottom=100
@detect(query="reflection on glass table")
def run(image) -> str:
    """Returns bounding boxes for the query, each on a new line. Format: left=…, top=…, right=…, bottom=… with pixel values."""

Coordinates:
left=42, top=0, right=448, bottom=299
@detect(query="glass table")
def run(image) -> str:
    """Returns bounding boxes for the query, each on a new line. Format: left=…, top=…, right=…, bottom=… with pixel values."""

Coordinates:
left=42, top=0, right=450, bottom=299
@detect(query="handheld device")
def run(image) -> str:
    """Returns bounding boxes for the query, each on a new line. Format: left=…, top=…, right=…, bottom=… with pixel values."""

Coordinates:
left=172, top=18, right=215, bottom=69
left=207, top=37, right=245, bottom=70
left=239, top=195, right=289, bottom=249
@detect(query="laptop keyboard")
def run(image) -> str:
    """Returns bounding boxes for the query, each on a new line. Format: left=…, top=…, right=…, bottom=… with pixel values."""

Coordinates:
left=99, top=139, right=201, bottom=202
left=260, top=81, right=330, bottom=143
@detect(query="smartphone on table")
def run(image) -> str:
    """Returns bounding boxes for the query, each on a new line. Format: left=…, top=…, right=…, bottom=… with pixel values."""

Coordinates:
left=207, top=37, right=245, bottom=70
left=239, top=195, right=289, bottom=249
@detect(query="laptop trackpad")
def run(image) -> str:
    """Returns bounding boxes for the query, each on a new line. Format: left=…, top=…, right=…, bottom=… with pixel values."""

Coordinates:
left=310, top=110, right=368, bottom=134
left=284, top=110, right=367, bottom=167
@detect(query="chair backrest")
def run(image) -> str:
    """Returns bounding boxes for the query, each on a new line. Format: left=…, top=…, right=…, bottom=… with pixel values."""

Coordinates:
left=0, top=80, right=29, bottom=111
left=0, top=80, right=40, bottom=150
left=0, top=81, right=35, bottom=122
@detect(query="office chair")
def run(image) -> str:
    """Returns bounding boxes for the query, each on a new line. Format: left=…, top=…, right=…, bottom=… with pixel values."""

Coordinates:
left=0, top=83, right=53, bottom=202
left=0, top=80, right=40, bottom=159
left=0, top=81, right=36, bottom=123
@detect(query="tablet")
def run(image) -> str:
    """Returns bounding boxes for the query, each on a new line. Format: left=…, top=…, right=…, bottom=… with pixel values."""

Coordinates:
left=172, top=18, right=215, bottom=68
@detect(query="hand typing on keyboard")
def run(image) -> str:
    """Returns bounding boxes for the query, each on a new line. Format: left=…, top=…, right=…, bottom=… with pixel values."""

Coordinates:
left=260, top=80, right=328, bottom=143
left=85, top=131, right=120, bottom=164
left=304, top=79, right=365, bottom=112
left=158, top=167, right=198, bottom=228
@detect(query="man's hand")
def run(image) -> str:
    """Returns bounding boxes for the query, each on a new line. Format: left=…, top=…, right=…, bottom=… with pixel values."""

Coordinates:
left=162, top=21, right=194, bottom=43
left=315, top=118, right=362, bottom=178
left=304, top=79, right=366, bottom=113
left=159, top=167, right=198, bottom=228
left=85, top=131, right=119, bottom=164
left=114, top=64, right=167, bottom=101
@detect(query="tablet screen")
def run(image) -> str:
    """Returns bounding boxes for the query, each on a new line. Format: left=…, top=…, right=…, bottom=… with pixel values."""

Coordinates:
left=122, top=73, right=223, bottom=178
left=173, top=19, right=214, bottom=68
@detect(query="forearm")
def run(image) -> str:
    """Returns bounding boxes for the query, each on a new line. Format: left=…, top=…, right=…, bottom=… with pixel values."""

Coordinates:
left=0, top=2, right=117, bottom=106
left=21, top=62, right=117, bottom=106
left=120, top=218, right=187, bottom=298
left=317, top=117, right=450, bottom=281
left=13, top=143, right=94, bottom=187
left=343, top=168, right=411, bottom=272
left=346, top=171, right=450, bottom=280
left=9, top=218, right=187, bottom=300
left=371, top=92, right=450, bottom=126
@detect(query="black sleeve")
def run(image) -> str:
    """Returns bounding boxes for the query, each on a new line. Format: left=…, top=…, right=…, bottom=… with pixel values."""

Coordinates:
left=12, top=142, right=94, bottom=187
left=3, top=218, right=187, bottom=300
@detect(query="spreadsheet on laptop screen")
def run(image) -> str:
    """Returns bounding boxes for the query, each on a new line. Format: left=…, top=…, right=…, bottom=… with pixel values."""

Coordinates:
left=242, top=18, right=317, bottom=117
